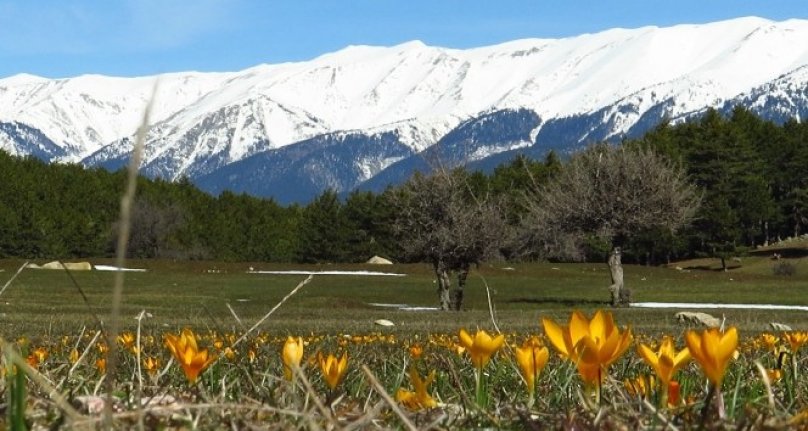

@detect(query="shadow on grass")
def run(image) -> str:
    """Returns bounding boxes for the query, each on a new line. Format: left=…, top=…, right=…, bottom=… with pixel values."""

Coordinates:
left=682, top=264, right=742, bottom=271
left=506, top=297, right=610, bottom=307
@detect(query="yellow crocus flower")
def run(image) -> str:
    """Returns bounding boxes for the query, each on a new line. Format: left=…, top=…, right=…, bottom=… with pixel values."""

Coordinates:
left=685, top=327, right=738, bottom=387
left=32, top=347, right=48, bottom=364
left=96, top=357, right=106, bottom=374
left=637, top=336, right=690, bottom=386
left=766, top=368, right=782, bottom=382
left=513, top=336, right=549, bottom=395
left=117, top=331, right=136, bottom=350
left=458, top=329, right=505, bottom=370
left=624, top=374, right=656, bottom=398
left=759, top=333, right=779, bottom=352
left=164, top=328, right=216, bottom=384
left=408, top=343, right=423, bottom=360
left=542, top=310, right=591, bottom=360
left=543, top=310, right=632, bottom=385
left=319, top=352, right=348, bottom=390
left=143, top=356, right=160, bottom=376
left=282, top=336, right=304, bottom=380
left=783, top=331, right=808, bottom=355
left=395, top=367, right=438, bottom=410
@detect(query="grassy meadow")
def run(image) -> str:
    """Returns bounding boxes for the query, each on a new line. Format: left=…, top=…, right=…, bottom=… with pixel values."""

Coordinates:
left=0, top=252, right=806, bottom=429
left=1, top=253, right=806, bottom=335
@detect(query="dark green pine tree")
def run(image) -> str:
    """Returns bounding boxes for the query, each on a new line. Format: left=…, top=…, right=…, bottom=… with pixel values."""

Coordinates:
left=724, top=107, right=777, bottom=246
left=683, top=111, right=737, bottom=258
left=777, top=120, right=808, bottom=238
left=295, top=190, right=351, bottom=263
left=342, top=190, right=397, bottom=262
left=691, top=196, right=742, bottom=271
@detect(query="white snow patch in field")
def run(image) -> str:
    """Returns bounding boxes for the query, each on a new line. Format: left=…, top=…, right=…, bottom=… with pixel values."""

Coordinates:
left=94, top=265, right=147, bottom=272
left=368, top=303, right=440, bottom=311
left=632, top=302, right=808, bottom=312
left=249, top=270, right=406, bottom=277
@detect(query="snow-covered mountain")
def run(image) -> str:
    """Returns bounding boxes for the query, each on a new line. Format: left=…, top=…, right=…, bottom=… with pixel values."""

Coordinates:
left=2, top=16, right=808, bottom=202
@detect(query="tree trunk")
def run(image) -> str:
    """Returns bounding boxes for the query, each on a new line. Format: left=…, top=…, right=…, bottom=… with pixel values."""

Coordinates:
left=435, top=261, right=452, bottom=311
left=607, top=247, right=629, bottom=307
left=763, top=221, right=769, bottom=247
left=451, top=264, right=469, bottom=311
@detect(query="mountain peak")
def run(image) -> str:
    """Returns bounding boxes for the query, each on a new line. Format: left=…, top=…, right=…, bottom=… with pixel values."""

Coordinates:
left=2, top=17, right=808, bottom=202
left=0, top=73, right=48, bottom=85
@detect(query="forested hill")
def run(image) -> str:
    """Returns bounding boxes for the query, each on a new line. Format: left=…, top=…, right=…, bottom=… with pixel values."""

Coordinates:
left=0, top=107, right=806, bottom=264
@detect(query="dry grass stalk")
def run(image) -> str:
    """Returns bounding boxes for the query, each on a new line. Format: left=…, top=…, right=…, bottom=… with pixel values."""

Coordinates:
left=1, top=339, right=83, bottom=423
left=226, top=302, right=246, bottom=330
left=0, top=261, right=28, bottom=298
left=58, top=260, right=105, bottom=331
left=232, top=274, right=313, bottom=348
left=361, top=364, right=418, bottom=431
left=753, top=360, right=776, bottom=411
left=105, top=82, right=158, bottom=426
left=292, top=365, right=338, bottom=430
left=478, top=272, right=501, bottom=334
left=67, top=330, right=102, bottom=378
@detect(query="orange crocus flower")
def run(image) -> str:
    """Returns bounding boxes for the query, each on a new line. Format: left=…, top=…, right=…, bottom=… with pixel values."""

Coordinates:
left=318, top=352, right=348, bottom=390
left=685, top=327, right=738, bottom=387
left=396, top=367, right=438, bottom=410
left=458, top=329, right=505, bottom=370
left=784, top=331, right=808, bottom=355
left=164, top=328, right=216, bottom=384
left=637, top=336, right=690, bottom=386
left=543, top=310, right=633, bottom=385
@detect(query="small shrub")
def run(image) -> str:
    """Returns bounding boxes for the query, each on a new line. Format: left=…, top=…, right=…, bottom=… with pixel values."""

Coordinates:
left=772, top=261, right=797, bottom=276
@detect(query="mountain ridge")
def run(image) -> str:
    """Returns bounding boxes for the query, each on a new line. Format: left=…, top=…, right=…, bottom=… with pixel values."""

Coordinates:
left=1, top=16, right=807, bottom=202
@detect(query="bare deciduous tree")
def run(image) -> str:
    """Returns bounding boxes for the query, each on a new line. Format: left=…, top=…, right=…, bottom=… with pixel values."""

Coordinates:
left=119, top=198, right=187, bottom=258
left=523, top=144, right=700, bottom=306
left=391, top=169, right=506, bottom=311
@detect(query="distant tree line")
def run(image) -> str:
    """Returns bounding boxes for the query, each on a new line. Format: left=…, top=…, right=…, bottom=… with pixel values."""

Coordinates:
left=0, top=107, right=806, bottom=269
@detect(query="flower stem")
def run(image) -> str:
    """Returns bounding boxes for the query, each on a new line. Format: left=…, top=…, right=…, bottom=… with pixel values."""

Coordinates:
left=474, top=368, right=485, bottom=407
left=596, top=368, right=602, bottom=406
left=698, top=383, right=716, bottom=431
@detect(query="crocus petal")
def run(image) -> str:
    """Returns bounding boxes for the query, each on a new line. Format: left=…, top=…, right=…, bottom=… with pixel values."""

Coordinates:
left=542, top=318, right=570, bottom=357
left=638, top=344, right=661, bottom=375
left=719, top=327, right=738, bottom=361
left=569, top=311, right=591, bottom=347
left=459, top=329, right=473, bottom=350
left=674, top=348, right=691, bottom=368
left=589, top=310, right=609, bottom=344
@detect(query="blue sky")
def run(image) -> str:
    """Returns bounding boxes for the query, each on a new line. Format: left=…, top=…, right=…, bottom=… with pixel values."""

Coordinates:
left=1, top=0, right=806, bottom=79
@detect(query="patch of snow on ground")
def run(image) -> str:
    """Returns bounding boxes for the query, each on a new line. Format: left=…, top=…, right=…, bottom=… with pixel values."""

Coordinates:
left=632, top=302, right=808, bottom=312
left=94, top=265, right=147, bottom=272
left=249, top=270, right=405, bottom=277
left=368, top=303, right=440, bottom=311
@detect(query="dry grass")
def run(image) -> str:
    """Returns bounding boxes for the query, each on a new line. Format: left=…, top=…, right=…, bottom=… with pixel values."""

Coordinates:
left=1, top=256, right=806, bottom=429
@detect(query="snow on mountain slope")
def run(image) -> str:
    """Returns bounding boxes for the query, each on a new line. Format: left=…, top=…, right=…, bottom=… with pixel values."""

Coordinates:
left=0, top=72, right=232, bottom=159
left=0, top=121, right=67, bottom=160
left=718, top=65, right=808, bottom=123
left=1, top=16, right=808, bottom=186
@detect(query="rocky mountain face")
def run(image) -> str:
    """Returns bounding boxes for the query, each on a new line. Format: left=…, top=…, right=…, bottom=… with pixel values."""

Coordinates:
left=1, top=17, right=807, bottom=203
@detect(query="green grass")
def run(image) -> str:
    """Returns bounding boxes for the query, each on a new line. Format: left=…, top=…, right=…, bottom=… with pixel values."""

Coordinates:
left=1, top=255, right=805, bottom=337
left=1, top=257, right=806, bottom=429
